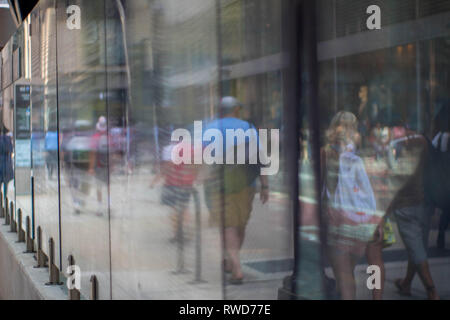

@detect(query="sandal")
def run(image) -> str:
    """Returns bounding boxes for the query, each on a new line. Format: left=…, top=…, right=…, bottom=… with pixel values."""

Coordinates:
left=395, top=279, right=412, bottom=296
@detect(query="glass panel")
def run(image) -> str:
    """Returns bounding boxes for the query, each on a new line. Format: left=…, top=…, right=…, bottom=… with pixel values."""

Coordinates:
left=107, top=0, right=222, bottom=299
left=57, top=0, right=111, bottom=299
left=14, top=83, right=31, bottom=229
left=1, top=85, right=14, bottom=209
left=219, top=0, right=292, bottom=300
left=312, top=0, right=450, bottom=300
left=31, top=0, right=61, bottom=269
left=14, top=16, right=33, bottom=234
left=1, top=42, right=14, bottom=209
left=106, top=0, right=294, bottom=300
left=30, top=7, right=41, bottom=240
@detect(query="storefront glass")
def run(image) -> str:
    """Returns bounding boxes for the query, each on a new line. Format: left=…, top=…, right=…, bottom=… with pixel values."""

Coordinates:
left=0, top=0, right=449, bottom=300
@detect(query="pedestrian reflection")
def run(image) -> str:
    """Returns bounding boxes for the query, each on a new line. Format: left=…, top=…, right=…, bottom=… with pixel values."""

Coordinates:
left=203, top=97, right=269, bottom=285
left=432, top=102, right=450, bottom=250
left=151, top=135, right=198, bottom=243
left=321, top=111, right=380, bottom=299
left=60, top=120, right=92, bottom=214
left=88, top=116, right=109, bottom=216
left=0, top=129, right=14, bottom=196
left=45, top=127, right=58, bottom=179
left=388, top=131, right=439, bottom=300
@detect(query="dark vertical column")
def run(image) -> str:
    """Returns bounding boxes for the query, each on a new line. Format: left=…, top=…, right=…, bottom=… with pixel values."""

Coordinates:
left=277, top=0, right=302, bottom=300
left=278, top=0, right=325, bottom=300
left=301, top=0, right=327, bottom=299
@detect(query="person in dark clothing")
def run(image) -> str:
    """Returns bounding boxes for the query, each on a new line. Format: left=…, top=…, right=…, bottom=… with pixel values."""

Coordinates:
left=0, top=130, right=14, bottom=197
left=388, top=135, right=439, bottom=300
left=432, top=103, right=450, bottom=249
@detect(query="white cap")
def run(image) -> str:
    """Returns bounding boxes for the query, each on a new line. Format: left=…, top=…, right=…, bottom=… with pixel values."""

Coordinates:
left=96, top=116, right=107, bottom=132
left=219, top=96, right=242, bottom=111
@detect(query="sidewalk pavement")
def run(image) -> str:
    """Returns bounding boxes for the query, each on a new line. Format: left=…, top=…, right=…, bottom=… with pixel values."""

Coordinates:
left=9, top=163, right=450, bottom=300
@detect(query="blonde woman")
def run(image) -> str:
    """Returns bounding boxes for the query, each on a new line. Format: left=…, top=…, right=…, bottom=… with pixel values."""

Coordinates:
left=321, top=111, right=382, bottom=299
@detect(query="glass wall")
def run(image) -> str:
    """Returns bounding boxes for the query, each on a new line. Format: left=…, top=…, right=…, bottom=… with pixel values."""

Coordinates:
left=1, top=41, right=15, bottom=212
left=14, top=15, right=33, bottom=236
left=31, top=0, right=62, bottom=271
left=0, top=0, right=449, bottom=300
left=57, top=0, right=111, bottom=299
left=310, top=0, right=450, bottom=300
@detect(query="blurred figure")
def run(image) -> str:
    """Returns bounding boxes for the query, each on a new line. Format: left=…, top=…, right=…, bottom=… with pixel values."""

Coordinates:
left=151, top=138, right=198, bottom=243
left=60, top=120, right=93, bottom=214
left=432, top=103, right=450, bottom=249
left=45, top=128, right=58, bottom=179
left=321, top=111, right=380, bottom=299
left=109, top=121, right=127, bottom=174
left=388, top=134, right=439, bottom=300
left=88, top=116, right=109, bottom=216
left=388, top=116, right=407, bottom=166
left=371, top=119, right=390, bottom=161
left=203, top=96, right=269, bottom=285
left=0, top=129, right=14, bottom=197
left=357, top=85, right=379, bottom=148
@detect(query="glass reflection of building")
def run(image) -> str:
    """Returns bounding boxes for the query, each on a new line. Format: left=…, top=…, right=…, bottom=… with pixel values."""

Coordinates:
left=0, top=0, right=449, bottom=300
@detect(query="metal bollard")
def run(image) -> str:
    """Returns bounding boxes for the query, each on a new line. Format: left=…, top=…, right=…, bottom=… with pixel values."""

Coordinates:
left=34, top=226, right=48, bottom=268
left=4, top=197, right=9, bottom=225
left=9, top=201, right=16, bottom=233
left=17, top=209, right=25, bottom=242
left=173, top=205, right=189, bottom=275
left=31, top=176, right=35, bottom=239
left=90, top=275, right=98, bottom=300
left=68, top=255, right=81, bottom=300
left=24, top=216, right=35, bottom=253
left=46, top=238, right=62, bottom=285
left=189, top=189, right=207, bottom=284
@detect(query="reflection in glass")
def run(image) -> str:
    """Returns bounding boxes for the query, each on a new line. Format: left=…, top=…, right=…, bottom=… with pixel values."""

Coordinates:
left=57, top=0, right=111, bottom=299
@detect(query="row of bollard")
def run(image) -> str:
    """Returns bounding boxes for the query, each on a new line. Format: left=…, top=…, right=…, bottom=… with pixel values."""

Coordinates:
left=0, top=189, right=97, bottom=300
left=0, top=185, right=204, bottom=297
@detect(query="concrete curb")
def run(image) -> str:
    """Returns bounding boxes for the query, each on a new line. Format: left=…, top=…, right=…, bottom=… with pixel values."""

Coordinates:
left=0, top=222, right=66, bottom=300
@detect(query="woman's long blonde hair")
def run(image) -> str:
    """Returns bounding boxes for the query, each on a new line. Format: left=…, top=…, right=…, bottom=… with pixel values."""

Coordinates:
left=326, top=111, right=359, bottom=147
left=323, top=111, right=359, bottom=195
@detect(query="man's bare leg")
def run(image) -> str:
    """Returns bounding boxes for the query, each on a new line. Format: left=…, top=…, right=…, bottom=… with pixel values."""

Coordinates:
left=225, top=227, right=243, bottom=280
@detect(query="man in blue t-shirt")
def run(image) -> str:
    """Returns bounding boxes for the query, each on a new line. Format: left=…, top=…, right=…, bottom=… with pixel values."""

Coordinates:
left=203, top=96, right=269, bottom=285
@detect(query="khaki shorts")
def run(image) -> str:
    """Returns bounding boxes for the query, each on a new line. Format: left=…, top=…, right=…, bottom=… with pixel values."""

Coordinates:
left=206, top=187, right=256, bottom=229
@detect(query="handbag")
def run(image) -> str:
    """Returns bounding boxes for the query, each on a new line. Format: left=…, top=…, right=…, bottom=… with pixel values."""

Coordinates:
left=324, top=149, right=381, bottom=254
left=382, top=218, right=396, bottom=248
